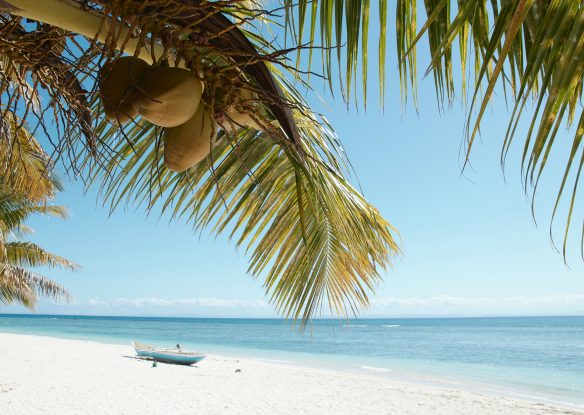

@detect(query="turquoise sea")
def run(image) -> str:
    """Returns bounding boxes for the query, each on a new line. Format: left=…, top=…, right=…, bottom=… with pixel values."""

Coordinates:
left=1, top=314, right=583, bottom=408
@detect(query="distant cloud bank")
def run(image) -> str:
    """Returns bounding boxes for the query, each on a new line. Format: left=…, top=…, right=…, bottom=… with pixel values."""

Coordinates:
left=4, top=293, right=575, bottom=317
left=371, top=294, right=584, bottom=308
left=88, top=297, right=269, bottom=309
left=80, top=294, right=584, bottom=317
left=361, top=294, right=584, bottom=316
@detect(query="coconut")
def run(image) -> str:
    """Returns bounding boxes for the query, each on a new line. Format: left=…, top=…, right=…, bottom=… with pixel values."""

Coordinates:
left=99, top=56, right=149, bottom=124
left=134, top=67, right=202, bottom=128
left=223, top=111, right=261, bottom=132
left=223, top=110, right=261, bottom=132
left=222, top=88, right=261, bottom=132
left=163, top=105, right=216, bottom=172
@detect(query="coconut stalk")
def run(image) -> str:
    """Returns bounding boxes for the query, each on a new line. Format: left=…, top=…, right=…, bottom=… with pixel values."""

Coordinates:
left=2, top=0, right=209, bottom=139
left=2, top=0, right=164, bottom=64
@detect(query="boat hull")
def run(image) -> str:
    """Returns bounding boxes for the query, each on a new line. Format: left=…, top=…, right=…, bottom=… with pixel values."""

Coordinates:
left=136, top=349, right=206, bottom=365
left=132, top=341, right=206, bottom=365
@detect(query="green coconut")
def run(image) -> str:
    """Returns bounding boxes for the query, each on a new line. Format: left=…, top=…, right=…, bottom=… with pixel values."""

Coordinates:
left=99, top=56, right=149, bottom=124
left=134, top=67, right=202, bottom=128
left=163, top=105, right=216, bottom=172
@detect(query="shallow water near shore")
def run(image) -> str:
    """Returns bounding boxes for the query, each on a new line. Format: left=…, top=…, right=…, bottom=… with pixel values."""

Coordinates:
left=1, top=314, right=583, bottom=408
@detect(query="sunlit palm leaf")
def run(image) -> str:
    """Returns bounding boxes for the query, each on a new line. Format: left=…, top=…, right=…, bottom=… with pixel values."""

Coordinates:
left=0, top=265, right=35, bottom=306
left=0, top=192, right=68, bottom=235
left=0, top=112, right=62, bottom=202
left=5, top=242, right=79, bottom=271
left=0, top=264, right=71, bottom=308
left=283, top=0, right=388, bottom=106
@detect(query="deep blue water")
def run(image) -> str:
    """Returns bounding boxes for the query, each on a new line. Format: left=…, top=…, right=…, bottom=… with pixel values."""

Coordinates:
left=1, top=314, right=583, bottom=408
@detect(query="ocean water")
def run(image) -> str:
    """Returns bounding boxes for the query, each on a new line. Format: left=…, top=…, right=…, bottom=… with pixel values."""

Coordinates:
left=1, top=314, right=583, bottom=408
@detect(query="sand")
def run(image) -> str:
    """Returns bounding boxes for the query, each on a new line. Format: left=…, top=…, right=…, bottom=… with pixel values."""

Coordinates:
left=0, top=332, right=581, bottom=415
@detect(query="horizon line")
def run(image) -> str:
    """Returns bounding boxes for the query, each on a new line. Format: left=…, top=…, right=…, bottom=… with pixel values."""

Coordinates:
left=1, top=312, right=583, bottom=320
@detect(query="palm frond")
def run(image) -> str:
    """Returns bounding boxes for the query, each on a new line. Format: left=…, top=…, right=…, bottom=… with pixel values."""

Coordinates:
left=283, top=0, right=388, bottom=106
left=4, top=241, right=79, bottom=271
left=391, top=0, right=584, bottom=258
left=81, top=78, right=398, bottom=325
left=0, top=264, right=71, bottom=308
left=284, top=0, right=584, bottom=258
left=0, top=264, right=35, bottom=306
left=0, top=192, right=75, bottom=308
left=0, top=192, right=68, bottom=235
left=0, top=112, right=62, bottom=202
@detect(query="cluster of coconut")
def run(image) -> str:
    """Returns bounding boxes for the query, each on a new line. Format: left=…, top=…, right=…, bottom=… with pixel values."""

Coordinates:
left=99, top=56, right=244, bottom=172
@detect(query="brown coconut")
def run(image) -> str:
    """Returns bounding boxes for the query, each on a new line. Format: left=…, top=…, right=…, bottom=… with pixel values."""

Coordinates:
left=99, top=56, right=149, bottom=124
left=134, top=67, right=202, bottom=128
left=223, top=110, right=261, bottom=132
left=222, top=88, right=261, bottom=132
left=163, top=105, right=215, bottom=172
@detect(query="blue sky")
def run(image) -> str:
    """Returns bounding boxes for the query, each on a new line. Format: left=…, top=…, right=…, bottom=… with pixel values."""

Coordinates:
left=2, top=7, right=584, bottom=318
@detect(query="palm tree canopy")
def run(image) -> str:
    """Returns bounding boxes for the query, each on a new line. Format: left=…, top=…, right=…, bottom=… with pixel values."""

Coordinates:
left=0, top=191, right=77, bottom=308
left=1, top=0, right=580, bottom=322
left=0, top=102, right=77, bottom=308
left=0, top=0, right=399, bottom=323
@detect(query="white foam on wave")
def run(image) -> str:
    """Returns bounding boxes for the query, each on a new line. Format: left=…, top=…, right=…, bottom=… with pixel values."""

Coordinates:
left=361, top=366, right=391, bottom=373
left=382, top=324, right=400, bottom=328
left=343, top=324, right=368, bottom=328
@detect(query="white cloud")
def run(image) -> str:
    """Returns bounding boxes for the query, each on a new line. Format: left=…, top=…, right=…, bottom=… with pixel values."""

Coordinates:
left=87, top=297, right=109, bottom=307
left=81, top=294, right=584, bottom=316
left=87, top=297, right=269, bottom=309
left=371, top=294, right=584, bottom=308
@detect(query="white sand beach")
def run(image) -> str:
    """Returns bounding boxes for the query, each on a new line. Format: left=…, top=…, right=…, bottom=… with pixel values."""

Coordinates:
left=0, top=332, right=581, bottom=415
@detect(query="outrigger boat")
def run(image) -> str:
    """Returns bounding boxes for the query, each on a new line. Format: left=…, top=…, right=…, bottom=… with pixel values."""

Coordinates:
left=131, top=341, right=206, bottom=365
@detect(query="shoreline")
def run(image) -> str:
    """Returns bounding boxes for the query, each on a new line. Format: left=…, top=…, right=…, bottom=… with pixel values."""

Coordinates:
left=1, top=332, right=582, bottom=415
left=3, top=328, right=580, bottom=411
